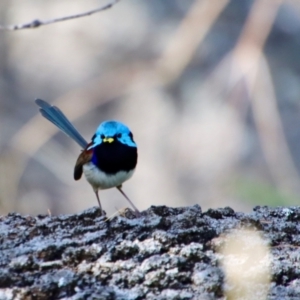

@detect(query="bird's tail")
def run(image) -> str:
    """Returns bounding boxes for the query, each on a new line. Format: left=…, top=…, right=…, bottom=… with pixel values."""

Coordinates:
left=35, top=99, right=88, bottom=149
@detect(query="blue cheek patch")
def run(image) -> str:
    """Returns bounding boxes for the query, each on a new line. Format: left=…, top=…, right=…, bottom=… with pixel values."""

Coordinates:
left=119, top=136, right=136, bottom=148
left=87, top=135, right=102, bottom=150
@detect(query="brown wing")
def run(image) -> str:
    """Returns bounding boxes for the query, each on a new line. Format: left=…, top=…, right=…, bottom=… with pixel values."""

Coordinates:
left=74, top=145, right=93, bottom=180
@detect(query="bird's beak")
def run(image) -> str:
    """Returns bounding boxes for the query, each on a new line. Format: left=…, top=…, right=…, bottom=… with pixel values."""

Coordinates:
left=103, top=137, right=114, bottom=143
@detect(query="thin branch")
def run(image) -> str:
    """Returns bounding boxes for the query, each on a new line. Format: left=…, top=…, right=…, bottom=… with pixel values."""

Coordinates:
left=0, top=0, right=120, bottom=31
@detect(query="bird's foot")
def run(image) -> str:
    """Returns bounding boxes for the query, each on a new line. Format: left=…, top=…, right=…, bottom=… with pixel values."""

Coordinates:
left=119, top=207, right=141, bottom=218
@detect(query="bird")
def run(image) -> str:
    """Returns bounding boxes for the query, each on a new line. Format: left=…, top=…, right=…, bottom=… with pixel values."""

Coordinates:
left=35, top=99, right=141, bottom=217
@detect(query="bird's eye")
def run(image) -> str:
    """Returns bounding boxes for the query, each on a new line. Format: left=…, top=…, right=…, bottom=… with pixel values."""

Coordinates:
left=129, top=132, right=133, bottom=140
left=100, top=134, right=105, bottom=139
left=116, top=133, right=122, bottom=138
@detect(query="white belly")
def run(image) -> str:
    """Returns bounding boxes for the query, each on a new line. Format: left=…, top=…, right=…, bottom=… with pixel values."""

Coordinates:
left=83, top=162, right=134, bottom=190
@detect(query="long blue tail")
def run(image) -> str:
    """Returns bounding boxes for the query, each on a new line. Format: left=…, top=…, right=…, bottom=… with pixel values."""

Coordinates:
left=35, top=99, right=88, bottom=149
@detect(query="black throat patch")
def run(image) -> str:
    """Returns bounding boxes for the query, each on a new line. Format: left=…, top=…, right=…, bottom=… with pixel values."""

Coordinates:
left=91, top=141, right=138, bottom=175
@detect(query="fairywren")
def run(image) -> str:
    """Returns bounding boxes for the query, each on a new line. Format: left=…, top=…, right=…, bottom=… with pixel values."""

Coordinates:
left=35, top=99, right=140, bottom=217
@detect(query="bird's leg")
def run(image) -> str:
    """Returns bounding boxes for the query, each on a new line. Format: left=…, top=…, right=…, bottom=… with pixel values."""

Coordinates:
left=116, top=186, right=141, bottom=217
left=94, top=189, right=104, bottom=216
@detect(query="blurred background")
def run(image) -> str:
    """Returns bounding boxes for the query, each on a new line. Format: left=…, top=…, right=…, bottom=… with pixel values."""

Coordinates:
left=0, top=0, right=300, bottom=215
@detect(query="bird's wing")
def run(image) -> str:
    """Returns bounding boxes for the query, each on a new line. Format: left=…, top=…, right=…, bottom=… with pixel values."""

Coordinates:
left=74, top=146, right=93, bottom=180
left=35, top=99, right=88, bottom=149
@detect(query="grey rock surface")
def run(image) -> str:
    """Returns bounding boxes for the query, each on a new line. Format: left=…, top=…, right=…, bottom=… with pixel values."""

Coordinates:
left=0, top=205, right=299, bottom=299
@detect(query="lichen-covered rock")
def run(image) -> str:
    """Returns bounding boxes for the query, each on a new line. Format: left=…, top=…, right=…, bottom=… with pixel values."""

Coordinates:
left=0, top=205, right=300, bottom=299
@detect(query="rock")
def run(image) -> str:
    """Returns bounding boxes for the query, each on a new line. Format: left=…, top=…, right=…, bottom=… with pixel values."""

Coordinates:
left=0, top=205, right=299, bottom=299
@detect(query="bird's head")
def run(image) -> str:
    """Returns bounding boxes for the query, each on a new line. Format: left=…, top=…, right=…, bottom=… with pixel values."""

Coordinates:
left=88, top=121, right=136, bottom=150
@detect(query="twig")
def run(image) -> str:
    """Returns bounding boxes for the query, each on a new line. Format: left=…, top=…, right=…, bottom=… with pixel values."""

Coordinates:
left=0, top=0, right=120, bottom=31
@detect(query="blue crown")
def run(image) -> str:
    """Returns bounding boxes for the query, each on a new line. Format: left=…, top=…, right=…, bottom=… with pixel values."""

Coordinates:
left=89, top=121, right=136, bottom=149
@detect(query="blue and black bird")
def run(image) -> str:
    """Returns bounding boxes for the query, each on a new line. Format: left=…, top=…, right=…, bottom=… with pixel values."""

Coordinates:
left=35, top=99, right=140, bottom=217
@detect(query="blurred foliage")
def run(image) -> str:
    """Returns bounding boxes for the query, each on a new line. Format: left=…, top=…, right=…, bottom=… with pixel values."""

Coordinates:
left=0, top=0, right=300, bottom=215
left=233, top=178, right=299, bottom=207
